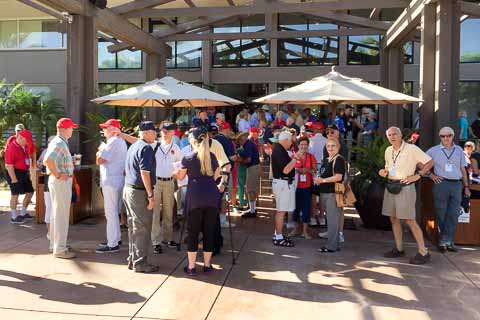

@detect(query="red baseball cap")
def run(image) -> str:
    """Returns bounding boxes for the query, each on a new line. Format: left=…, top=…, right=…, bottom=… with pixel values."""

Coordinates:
left=57, top=117, right=78, bottom=129
left=18, top=129, right=31, bottom=139
left=99, top=119, right=121, bottom=129
left=222, top=122, right=231, bottom=130
left=249, top=127, right=260, bottom=134
left=305, top=121, right=324, bottom=131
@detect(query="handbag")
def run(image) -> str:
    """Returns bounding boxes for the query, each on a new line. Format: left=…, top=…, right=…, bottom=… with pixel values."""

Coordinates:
left=385, top=180, right=405, bottom=195
left=332, top=156, right=356, bottom=207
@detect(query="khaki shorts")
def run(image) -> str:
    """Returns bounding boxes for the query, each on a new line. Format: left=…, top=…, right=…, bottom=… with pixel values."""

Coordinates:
left=246, top=164, right=261, bottom=193
left=272, top=179, right=296, bottom=212
left=382, top=183, right=416, bottom=220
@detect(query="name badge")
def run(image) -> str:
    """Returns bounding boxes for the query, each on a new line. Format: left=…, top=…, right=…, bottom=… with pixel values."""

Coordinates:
left=389, top=166, right=396, bottom=177
left=300, top=174, right=307, bottom=182
left=445, top=163, right=453, bottom=172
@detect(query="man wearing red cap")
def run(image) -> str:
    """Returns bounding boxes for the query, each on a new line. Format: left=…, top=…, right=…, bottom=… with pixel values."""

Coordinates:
left=4, top=129, right=35, bottom=224
left=43, top=117, right=78, bottom=259
left=95, top=119, right=128, bottom=254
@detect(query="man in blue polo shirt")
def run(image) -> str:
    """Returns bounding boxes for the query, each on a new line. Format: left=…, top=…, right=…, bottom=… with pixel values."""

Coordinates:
left=427, top=127, right=470, bottom=253
left=123, top=121, right=158, bottom=273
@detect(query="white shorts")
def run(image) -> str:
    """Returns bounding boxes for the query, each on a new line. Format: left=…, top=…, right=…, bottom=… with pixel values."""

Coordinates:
left=272, top=179, right=296, bottom=212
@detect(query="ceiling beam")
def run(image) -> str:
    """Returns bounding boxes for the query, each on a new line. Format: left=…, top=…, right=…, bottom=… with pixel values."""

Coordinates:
left=35, top=0, right=171, bottom=56
left=301, top=11, right=391, bottom=31
left=124, top=0, right=408, bottom=18
left=162, top=28, right=385, bottom=41
left=111, top=0, right=175, bottom=15
left=460, top=0, right=480, bottom=17
left=383, top=0, right=429, bottom=48
left=108, top=15, right=234, bottom=52
left=16, top=0, right=67, bottom=21
left=369, top=8, right=382, bottom=20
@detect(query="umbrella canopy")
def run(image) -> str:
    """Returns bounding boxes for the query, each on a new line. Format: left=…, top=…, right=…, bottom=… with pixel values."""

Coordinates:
left=92, top=76, right=243, bottom=107
left=254, top=67, right=422, bottom=105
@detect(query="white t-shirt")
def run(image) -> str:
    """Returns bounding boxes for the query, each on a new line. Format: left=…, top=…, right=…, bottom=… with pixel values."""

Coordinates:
left=309, top=133, right=327, bottom=164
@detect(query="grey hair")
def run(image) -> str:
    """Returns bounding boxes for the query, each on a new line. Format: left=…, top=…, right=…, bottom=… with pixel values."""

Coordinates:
left=386, top=126, right=402, bottom=136
left=439, top=126, right=454, bottom=136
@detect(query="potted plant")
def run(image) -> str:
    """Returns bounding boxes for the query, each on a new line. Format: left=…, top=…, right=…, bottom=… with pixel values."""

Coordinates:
left=351, top=137, right=391, bottom=230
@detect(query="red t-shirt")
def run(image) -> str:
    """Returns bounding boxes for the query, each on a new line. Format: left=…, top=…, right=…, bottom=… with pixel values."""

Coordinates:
left=6, top=134, right=36, bottom=157
left=294, top=153, right=317, bottom=189
left=4, top=139, right=30, bottom=170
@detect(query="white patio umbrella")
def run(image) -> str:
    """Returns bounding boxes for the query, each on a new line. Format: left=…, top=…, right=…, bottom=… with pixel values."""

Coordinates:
left=254, top=66, right=422, bottom=106
left=92, top=76, right=243, bottom=107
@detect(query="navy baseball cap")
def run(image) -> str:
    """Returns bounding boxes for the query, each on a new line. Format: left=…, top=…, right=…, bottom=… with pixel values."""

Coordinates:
left=208, top=124, right=219, bottom=134
left=191, top=126, right=208, bottom=141
left=162, top=121, right=176, bottom=131
left=139, top=121, right=156, bottom=132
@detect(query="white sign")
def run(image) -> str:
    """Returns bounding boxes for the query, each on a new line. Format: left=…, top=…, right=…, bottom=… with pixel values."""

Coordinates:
left=458, top=207, right=470, bottom=224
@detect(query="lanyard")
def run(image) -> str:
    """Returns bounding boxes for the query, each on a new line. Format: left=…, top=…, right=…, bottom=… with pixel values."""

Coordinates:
left=441, top=146, right=456, bottom=161
left=392, top=143, right=403, bottom=166
left=159, top=143, right=174, bottom=160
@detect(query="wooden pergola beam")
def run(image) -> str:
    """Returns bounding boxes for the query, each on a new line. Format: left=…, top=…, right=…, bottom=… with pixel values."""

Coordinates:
left=460, top=0, right=480, bottom=17
left=369, top=8, right=381, bottom=20
left=123, top=0, right=408, bottom=18
left=16, top=0, right=67, bottom=21
left=302, top=11, right=391, bottom=30
left=35, top=0, right=171, bottom=56
left=383, top=0, right=432, bottom=48
left=162, top=28, right=385, bottom=41
left=111, top=0, right=176, bottom=15
left=109, top=15, right=234, bottom=52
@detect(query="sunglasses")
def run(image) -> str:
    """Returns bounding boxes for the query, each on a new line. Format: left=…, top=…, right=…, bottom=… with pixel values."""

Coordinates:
left=440, top=134, right=453, bottom=138
left=465, top=145, right=474, bottom=148
left=326, top=130, right=335, bottom=134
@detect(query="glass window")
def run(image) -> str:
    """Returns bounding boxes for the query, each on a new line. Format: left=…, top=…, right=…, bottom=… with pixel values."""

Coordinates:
left=458, top=81, right=480, bottom=125
left=278, top=15, right=338, bottom=66
left=241, top=15, right=265, bottom=33
left=0, top=21, right=18, bottom=48
left=98, top=41, right=116, bottom=69
left=213, top=20, right=241, bottom=33
left=347, top=35, right=380, bottom=65
left=174, top=41, right=202, bottom=68
left=98, top=38, right=142, bottom=69
left=117, top=49, right=142, bottom=69
left=460, top=18, right=480, bottom=63
left=19, top=20, right=65, bottom=48
left=403, top=41, right=414, bottom=64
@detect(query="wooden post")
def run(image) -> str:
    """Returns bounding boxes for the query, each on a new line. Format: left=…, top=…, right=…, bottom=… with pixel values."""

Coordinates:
left=434, top=0, right=461, bottom=144
left=66, top=14, right=98, bottom=164
left=145, top=53, right=167, bottom=123
left=202, top=28, right=212, bottom=86
left=419, top=3, right=436, bottom=150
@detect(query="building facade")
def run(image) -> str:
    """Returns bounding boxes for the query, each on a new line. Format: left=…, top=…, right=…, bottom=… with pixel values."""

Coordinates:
left=1, top=0, right=479, bottom=157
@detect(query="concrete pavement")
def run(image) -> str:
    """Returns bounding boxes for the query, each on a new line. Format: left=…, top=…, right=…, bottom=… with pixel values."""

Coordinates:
left=0, top=191, right=480, bottom=320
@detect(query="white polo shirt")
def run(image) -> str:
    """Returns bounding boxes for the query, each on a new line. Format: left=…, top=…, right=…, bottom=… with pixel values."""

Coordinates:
left=154, top=139, right=183, bottom=178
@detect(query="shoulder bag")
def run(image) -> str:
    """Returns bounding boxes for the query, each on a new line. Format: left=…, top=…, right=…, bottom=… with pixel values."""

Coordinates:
left=332, top=155, right=356, bottom=207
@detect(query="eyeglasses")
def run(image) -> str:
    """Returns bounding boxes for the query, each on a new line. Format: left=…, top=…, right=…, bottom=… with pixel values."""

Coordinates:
left=326, top=144, right=337, bottom=148
left=326, top=131, right=335, bottom=135
left=440, top=134, right=453, bottom=138
left=465, top=145, right=474, bottom=148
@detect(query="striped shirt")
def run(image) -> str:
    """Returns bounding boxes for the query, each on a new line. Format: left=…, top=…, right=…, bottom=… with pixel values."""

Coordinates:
left=44, top=135, right=74, bottom=176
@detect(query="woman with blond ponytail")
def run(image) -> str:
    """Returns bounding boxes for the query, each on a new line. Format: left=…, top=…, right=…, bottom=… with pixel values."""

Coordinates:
left=175, top=127, right=222, bottom=276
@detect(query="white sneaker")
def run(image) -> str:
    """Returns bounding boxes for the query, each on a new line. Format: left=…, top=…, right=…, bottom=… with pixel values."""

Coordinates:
left=220, top=220, right=236, bottom=228
left=46, top=233, right=50, bottom=241
left=339, top=232, right=345, bottom=243
left=318, top=231, right=328, bottom=239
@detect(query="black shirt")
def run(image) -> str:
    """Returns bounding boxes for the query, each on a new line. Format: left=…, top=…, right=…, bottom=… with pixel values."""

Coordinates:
left=271, top=143, right=294, bottom=179
left=471, top=119, right=480, bottom=138
left=318, top=155, right=346, bottom=194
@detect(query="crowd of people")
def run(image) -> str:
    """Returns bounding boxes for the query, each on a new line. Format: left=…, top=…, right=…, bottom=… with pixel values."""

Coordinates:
left=2, top=104, right=479, bottom=272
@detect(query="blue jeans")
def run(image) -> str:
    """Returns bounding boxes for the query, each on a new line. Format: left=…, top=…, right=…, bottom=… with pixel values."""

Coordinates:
left=432, top=180, right=462, bottom=246
left=294, top=187, right=312, bottom=224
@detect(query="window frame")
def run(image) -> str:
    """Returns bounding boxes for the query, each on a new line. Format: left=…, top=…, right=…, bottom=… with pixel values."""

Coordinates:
left=0, top=18, right=66, bottom=50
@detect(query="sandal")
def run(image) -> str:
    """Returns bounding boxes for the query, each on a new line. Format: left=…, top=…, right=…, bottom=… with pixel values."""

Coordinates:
left=273, top=238, right=295, bottom=247
left=317, top=246, right=336, bottom=253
